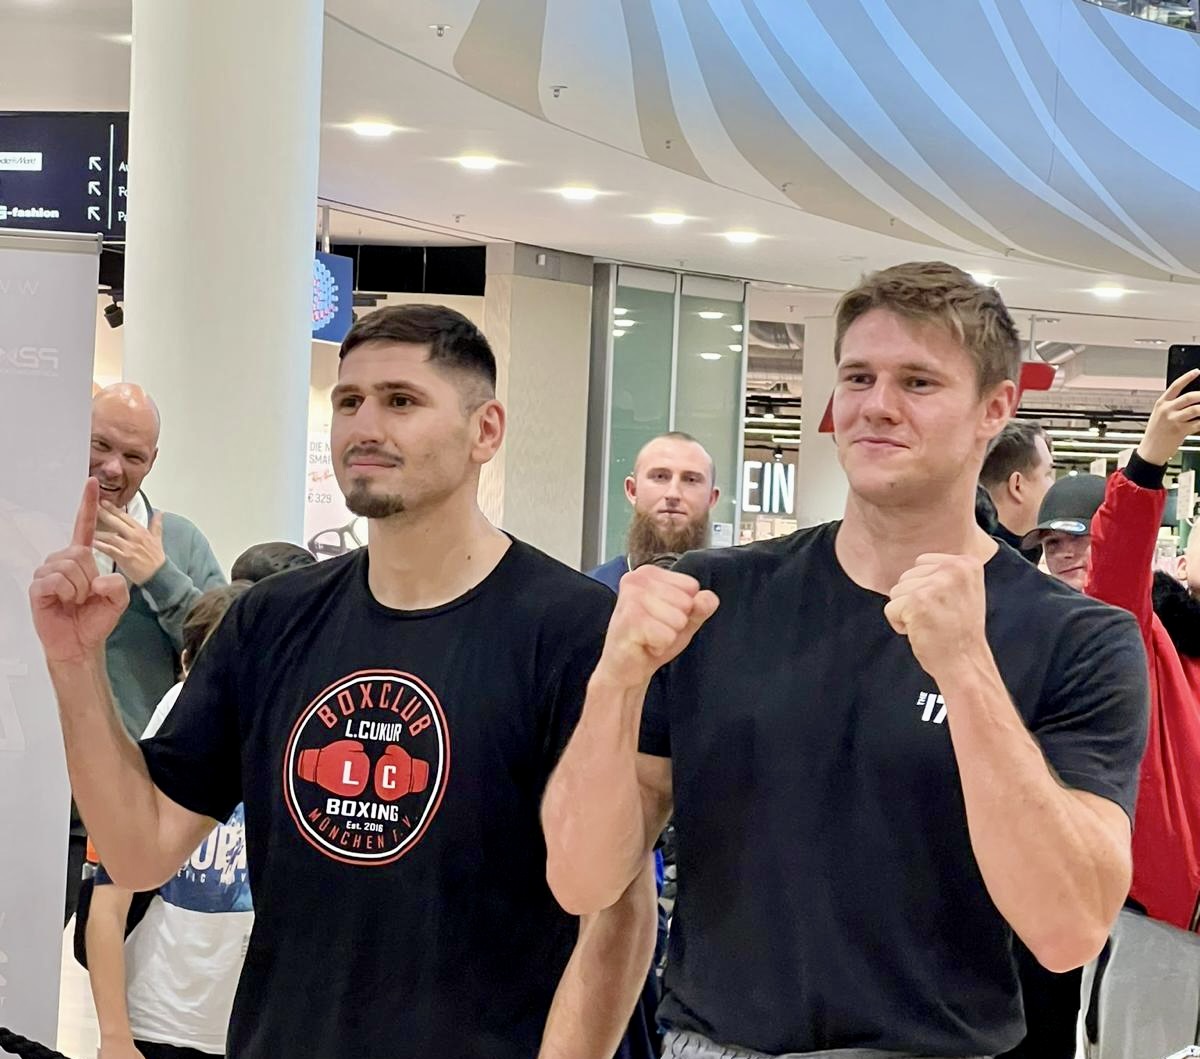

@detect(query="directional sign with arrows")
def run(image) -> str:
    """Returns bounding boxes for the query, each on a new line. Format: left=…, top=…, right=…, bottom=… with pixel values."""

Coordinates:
left=0, top=112, right=129, bottom=238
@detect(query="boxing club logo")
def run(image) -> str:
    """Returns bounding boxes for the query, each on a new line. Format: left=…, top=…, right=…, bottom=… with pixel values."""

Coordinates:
left=283, top=669, right=449, bottom=866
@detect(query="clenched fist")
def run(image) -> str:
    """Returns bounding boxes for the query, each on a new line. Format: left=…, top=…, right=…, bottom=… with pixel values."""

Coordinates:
left=29, top=478, right=130, bottom=664
left=884, top=553, right=988, bottom=677
left=595, top=564, right=720, bottom=690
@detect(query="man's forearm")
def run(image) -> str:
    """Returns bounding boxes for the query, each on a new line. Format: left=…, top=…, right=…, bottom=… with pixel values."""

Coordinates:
left=942, top=650, right=1129, bottom=972
left=543, top=673, right=654, bottom=914
left=86, top=885, right=136, bottom=1044
left=51, top=655, right=175, bottom=889
left=540, top=860, right=659, bottom=1059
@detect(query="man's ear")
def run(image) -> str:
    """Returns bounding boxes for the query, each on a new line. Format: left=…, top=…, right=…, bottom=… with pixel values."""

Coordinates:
left=1006, top=470, right=1023, bottom=504
left=624, top=475, right=637, bottom=506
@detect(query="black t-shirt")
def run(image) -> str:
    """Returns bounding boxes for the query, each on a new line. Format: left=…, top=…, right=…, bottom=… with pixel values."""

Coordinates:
left=141, top=540, right=614, bottom=1059
left=639, top=524, right=1148, bottom=1057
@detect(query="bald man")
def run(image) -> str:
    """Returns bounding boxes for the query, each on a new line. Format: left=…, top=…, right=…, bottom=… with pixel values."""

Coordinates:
left=89, top=384, right=226, bottom=737
left=588, top=432, right=720, bottom=592
left=64, top=387, right=225, bottom=921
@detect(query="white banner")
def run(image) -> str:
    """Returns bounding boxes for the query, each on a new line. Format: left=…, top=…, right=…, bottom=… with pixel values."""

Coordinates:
left=0, top=231, right=99, bottom=1041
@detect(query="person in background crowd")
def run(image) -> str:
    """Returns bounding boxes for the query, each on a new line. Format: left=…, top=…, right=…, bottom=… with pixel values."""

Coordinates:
left=979, top=420, right=1056, bottom=562
left=67, top=385, right=225, bottom=924
left=1025, top=373, right=1200, bottom=1059
left=588, top=433, right=719, bottom=592
left=87, top=582, right=253, bottom=1059
left=31, top=305, right=656, bottom=1059
left=229, top=541, right=315, bottom=583
left=545, top=262, right=1148, bottom=1059
left=586, top=433, right=718, bottom=1059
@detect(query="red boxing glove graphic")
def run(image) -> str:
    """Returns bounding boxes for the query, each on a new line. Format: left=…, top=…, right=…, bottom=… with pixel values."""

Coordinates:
left=297, top=740, right=370, bottom=797
left=374, top=744, right=430, bottom=802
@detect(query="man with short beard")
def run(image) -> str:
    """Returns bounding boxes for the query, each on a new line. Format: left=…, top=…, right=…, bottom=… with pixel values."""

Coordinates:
left=30, top=305, right=657, bottom=1059
left=588, top=433, right=719, bottom=592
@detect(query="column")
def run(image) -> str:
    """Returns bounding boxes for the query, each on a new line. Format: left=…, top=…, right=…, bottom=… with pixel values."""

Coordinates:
left=122, top=0, right=323, bottom=571
left=482, top=243, right=594, bottom=567
left=796, top=317, right=849, bottom=526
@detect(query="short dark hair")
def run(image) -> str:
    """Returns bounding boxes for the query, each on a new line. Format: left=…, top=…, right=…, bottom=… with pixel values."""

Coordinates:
left=980, top=420, right=1051, bottom=489
left=231, top=541, right=316, bottom=583
left=182, top=581, right=252, bottom=668
left=338, top=304, right=497, bottom=392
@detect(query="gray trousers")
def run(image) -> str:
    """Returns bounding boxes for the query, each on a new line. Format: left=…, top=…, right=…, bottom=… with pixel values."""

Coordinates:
left=1082, top=909, right=1200, bottom=1059
left=664, top=1029, right=990, bottom=1059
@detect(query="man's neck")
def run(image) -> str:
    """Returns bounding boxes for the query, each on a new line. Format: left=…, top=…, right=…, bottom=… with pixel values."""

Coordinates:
left=836, top=487, right=997, bottom=595
left=992, top=496, right=1031, bottom=539
left=365, top=490, right=510, bottom=611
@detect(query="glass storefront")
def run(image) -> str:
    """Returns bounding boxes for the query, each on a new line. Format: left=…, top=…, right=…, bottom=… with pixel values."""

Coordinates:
left=590, top=265, right=747, bottom=566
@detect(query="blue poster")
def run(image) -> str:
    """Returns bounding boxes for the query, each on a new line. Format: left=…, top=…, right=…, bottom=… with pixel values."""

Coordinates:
left=312, top=252, right=354, bottom=343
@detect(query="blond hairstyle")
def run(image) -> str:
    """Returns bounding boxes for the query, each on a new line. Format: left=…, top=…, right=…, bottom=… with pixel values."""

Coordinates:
left=834, top=262, right=1021, bottom=393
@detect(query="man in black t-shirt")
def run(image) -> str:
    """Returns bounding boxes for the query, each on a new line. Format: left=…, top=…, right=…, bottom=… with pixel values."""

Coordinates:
left=30, top=305, right=657, bottom=1059
left=544, top=263, right=1148, bottom=1058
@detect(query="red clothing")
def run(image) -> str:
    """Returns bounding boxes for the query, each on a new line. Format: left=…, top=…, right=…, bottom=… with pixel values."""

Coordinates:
left=1086, top=469, right=1200, bottom=931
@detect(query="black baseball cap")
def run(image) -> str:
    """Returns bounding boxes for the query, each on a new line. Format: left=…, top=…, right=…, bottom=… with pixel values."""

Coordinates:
left=1021, top=473, right=1107, bottom=549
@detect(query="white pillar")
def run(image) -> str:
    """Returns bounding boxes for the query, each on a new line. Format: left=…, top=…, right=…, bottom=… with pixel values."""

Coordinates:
left=482, top=243, right=594, bottom=567
left=122, top=0, right=323, bottom=571
left=797, top=317, right=849, bottom=526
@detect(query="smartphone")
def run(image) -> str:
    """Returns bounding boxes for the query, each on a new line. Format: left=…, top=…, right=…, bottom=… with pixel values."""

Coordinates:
left=1166, top=344, right=1200, bottom=393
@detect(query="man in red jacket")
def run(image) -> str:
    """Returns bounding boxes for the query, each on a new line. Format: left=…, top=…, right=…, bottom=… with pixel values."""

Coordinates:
left=1026, top=371, right=1200, bottom=1058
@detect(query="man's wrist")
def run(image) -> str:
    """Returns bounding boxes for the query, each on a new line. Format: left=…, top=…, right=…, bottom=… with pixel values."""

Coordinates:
left=589, top=658, right=651, bottom=698
left=130, top=558, right=166, bottom=587
left=925, top=637, right=996, bottom=692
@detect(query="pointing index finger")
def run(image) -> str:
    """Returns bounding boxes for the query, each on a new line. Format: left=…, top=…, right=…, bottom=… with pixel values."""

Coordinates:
left=73, top=478, right=99, bottom=549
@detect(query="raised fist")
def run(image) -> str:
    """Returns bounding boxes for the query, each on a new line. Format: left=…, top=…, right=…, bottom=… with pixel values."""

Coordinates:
left=596, top=564, right=719, bottom=690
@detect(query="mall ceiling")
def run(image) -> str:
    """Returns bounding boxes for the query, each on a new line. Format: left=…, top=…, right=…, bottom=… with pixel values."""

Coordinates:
left=5, top=0, right=1200, bottom=364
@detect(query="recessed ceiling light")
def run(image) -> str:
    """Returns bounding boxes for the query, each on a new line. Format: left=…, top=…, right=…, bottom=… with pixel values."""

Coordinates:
left=1091, top=284, right=1127, bottom=300
left=612, top=329, right=626, bottom=338
left=614, top=319, right=636, bottom=328
left=722, top=230, right=760, bottom=245
left=762, top=412, right=776, bottom=421
left=1134, top=338, right=1165, bottom=346
left=456, top=154, right=500, bottom=171
left=731, top=324, right=743, bottom=333
left=729, top=344, right=743, bottom=352
left=971, top=271, right=996, bottom=286
left=650, top=211, right=686, bottom=226
left=613, top=307, right=629, bottom=316
left=558, top=186, right=598, bottom=201
left=698, top=311, right=725, bottom=320
left=699, top=352, right=723, bottom=361
left=349, top=121, right=400, bottom=138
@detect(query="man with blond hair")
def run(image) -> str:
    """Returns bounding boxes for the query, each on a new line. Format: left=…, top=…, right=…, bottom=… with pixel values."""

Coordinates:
left=544, top=262, right=1149, bottom=1058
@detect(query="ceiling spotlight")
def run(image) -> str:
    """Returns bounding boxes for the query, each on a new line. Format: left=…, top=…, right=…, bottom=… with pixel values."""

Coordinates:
left=699, top=352, right=723, bottom=361
left=649, top=211, right=686, bottom=226
left=612, top=329, right=626, bottom=338
left=731, top=323, right=743, bottom=332
left=614, top=319, right=636, bottom=328
left=698, top=311, right=725, bottom=320
left=613, top=307, right=629, bottom=316
left=558, top=186, right=597, bottom=201
left=1091, top=284, right=1127, bottom=300
left=103, top=296, right=123, bottom=329
left=773, top=446, right=784, bottom=463
left=722, top=230, right=760, bottom=244
left=456, top=154, right=500, bottom=171
left=429, top=23, right=451, bottom=36
left=729, top=344, right=743, bottom=352
left=349, top=121, right=399, bottom=138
